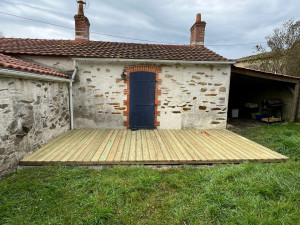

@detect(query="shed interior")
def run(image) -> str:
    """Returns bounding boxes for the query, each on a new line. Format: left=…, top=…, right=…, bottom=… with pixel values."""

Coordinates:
left=229, top=71, right=295, bottom=122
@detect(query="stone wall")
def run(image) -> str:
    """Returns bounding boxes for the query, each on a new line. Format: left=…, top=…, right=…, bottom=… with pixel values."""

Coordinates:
left=21, top=56, right=231, bottom=129
left=0, top=77, right=70, bottom=177
left=159, top=64, right=231, bottom=129
left=73, top=61, right=231, bottom=129
left=73, top=61, right=127, bottom=129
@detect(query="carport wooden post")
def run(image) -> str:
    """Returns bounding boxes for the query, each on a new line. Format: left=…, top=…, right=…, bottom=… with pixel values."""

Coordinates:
left=290, top=82, right=300, bottom=122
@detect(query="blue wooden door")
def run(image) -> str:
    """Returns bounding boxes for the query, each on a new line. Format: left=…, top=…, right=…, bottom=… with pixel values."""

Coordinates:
left=130, top=71, right=156, bottom=129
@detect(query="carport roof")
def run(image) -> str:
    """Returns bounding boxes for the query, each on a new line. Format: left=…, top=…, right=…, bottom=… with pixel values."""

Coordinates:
left=232, top=66, right=300, bottom=84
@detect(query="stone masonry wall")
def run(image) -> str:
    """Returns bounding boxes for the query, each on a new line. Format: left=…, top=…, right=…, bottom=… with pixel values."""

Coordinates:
left=0, top=77, right=70, bottom=177
left=20, top=56, right=231, bottom=128
left=159, top=64, right=231, bottom=129
left=72, top=61, right=231, bottom=129
left=73, top=61, right=127, bottom=129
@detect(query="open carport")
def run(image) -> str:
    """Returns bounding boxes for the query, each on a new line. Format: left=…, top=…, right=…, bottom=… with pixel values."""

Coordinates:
left=229, top=66, right=300, bottom=122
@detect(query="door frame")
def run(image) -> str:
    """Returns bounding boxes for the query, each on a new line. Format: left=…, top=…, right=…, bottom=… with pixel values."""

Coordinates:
left=122, top=66, right=162, bottom=129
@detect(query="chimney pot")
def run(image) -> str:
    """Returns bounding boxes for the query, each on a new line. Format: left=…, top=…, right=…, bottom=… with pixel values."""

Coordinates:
left=74, top=0, right=90, bottom=41
left=196, top=13, right=201, bottom=23
left=77, top=0, right=85, bottom=16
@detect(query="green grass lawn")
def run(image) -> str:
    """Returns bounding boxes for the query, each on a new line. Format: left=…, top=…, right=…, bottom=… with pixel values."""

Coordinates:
left=0, top=123, right=299, bottom=225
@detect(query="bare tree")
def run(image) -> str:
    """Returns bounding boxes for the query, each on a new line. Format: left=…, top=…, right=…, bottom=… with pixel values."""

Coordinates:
left=252, top=19, right=300, bottom=76
left=0, top=32, right=4, bottom=38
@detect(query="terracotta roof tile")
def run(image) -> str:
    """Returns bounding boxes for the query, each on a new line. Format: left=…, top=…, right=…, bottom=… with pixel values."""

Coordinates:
left=0, top=38, right=232, bottom=62
left=0, top=53, right=70, bottom=78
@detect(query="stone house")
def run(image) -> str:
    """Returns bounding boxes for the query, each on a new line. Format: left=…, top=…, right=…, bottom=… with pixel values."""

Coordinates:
left=0, top=1, right=234, bottom=176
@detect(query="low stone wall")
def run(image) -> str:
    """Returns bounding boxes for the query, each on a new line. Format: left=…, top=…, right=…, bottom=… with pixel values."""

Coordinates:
left=0, top=77, right=70, bottom=177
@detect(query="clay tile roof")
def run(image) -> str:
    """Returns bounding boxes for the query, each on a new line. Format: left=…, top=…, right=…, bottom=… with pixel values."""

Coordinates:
left=0, top=53, right=70, bottom=78
left=0, top=38, right=232, bottom=62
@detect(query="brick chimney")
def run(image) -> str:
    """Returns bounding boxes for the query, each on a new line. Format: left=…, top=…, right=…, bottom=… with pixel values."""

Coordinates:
left=74, top=0, right=90, bottom=42
left=190, top=13, right=206, bottom=46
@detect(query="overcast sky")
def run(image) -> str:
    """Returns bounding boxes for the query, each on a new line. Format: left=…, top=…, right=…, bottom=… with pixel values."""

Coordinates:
left=0, top=0, right=299, bottom=59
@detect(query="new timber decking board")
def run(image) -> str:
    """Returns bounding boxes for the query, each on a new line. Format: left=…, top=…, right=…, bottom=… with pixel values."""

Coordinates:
left=20, top=129, right=288, bottom=165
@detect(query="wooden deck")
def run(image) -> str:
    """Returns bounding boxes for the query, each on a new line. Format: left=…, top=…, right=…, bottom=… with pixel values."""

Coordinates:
left=20, top=129, right=288, bottom=165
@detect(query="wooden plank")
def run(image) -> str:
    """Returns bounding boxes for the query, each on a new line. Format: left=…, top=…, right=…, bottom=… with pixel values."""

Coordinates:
left=51, top=130, right=91, bottom=162
left=136, top=130, right=143, bottom=161
left=220, top=130, right=286, bottom=161
left=194, top=130, right=249, bottom=160
left=208, top=130, right=260, bottom=160
left=170, top=130, right=207, bottom=161
left=90, top=130, right=115, bottom=162
left=76, top=130, right=105, bottom=162
left=30, top=130, right=80, bottom=161
left=36, top=130, right=88, bottom=162
left=149, top=130, right=164, bottom=161
left=159, top=130, right=184, bottom=161
left=164, top=130, right=193, bottom=160
left=186, top=130, right=228, bottom=161
left=145, top=130, right=157, bottom=161
left=98, top=130, right=119, bottom=161
left=191, top=130, right=237, bottom=161
left=211, top=130, right=262, bottom=160
left=82, top=130, right=111, bottom=162
left=141, top=130, right=150, bottom=161
left=113, top=130, right=128, bottom=162
left=177, top=130, right=214, bottom=161
left=172, top=129, right=203, bottom=160
left=128, top=130, right=137, bottom=161
left=120, top=130, right=132, bottom=162
left=214, top=130, right=262, bottom=161
left=58, top=130, right=98, bottom=162
left=155, top=130, right=177, bottom=161
left=211, top=129, right=271, bottom=160
left=67, top=130, right=101, bottom=162
left=221, top=129, right=287, bottom=159
left=22, top=130, right=74, bottom=161
left=106, top=130, right=124, bottom=162
left=178, top=130, right=212, bottom=161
